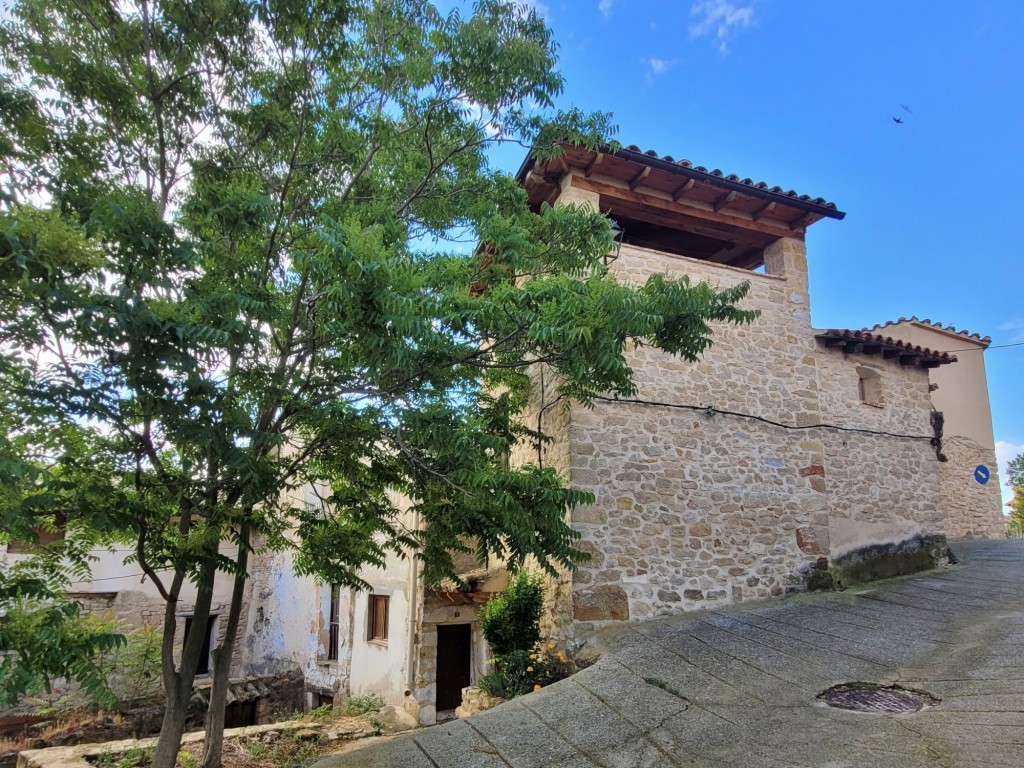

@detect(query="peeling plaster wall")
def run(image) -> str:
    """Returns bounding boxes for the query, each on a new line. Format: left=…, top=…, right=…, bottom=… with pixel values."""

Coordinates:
left=5, top=545, right=244, bottom=674
left=347, top=557, right=413, bottom=706
left=242, top=549, right=328, bottom=683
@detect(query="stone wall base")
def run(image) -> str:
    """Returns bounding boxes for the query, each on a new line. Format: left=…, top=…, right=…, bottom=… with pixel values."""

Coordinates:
left=830, top=534, right=949, bottom=586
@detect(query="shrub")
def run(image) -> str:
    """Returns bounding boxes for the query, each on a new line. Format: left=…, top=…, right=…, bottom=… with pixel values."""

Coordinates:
left=477, top=647, right=570, bottom=699
left=479, top=571, right=544, bottom=657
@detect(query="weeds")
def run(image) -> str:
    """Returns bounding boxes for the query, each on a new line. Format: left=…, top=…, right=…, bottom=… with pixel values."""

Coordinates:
left=340, top=692, right=383, bottom=716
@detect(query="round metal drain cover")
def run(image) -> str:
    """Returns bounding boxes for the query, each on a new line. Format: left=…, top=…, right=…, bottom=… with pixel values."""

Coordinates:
left=818, top=683, right=937, bottom=714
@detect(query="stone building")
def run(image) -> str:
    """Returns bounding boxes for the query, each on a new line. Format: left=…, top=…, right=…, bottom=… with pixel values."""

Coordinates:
left=511, top=143, right=1003, bottom=651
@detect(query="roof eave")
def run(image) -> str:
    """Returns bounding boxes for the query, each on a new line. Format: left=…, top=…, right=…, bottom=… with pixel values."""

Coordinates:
left=515, top=143, right=846, bottom=221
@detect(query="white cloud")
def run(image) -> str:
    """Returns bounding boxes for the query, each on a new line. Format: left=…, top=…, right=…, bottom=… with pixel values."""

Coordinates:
left=519, top=0, right=550, bottom=19
left=598, top=0, right=615, bottom=18
left=688, top=0, right=756, bottom=53
left=995, top=440, right=1024, bottom=507
left=998, top=319, right=1024, bottom=342
left=648, top=57, right=677, bottom=75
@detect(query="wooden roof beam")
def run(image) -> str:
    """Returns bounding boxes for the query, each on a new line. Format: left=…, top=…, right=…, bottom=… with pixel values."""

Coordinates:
left=861, top=344, right=883, bottom=355
left=584, top=152, right=604, bottom=178
left=713, top=190, right=738, bottom=213
left=882, top=349, right=901, bottom=359
left=671, top=178, right=695, bottom=202
left=707, top=241, right=740, bottom=263
left=824, top=338, right=846, bottom=348
left=752, top=201, right=776, bottom=222
left=629, top=166, right=652, bottom=191
left=574, top=176, right=798, bottom=239
left=789, top=212, right=816, bottom=231
left=899, top=352, right=921, bottom=366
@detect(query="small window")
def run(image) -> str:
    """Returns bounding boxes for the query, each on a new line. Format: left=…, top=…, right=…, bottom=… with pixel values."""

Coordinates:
left=368, top=595, right=389, bottom=644
left=183, top=615, right=217, bottom=676
left=327, top=584, right=341, bottom=661
left=857, top=366, right=882, bottom=405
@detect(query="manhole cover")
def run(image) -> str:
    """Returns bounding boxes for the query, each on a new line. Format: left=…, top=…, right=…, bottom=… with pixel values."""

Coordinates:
left=818, top=683, right=938, bottom=714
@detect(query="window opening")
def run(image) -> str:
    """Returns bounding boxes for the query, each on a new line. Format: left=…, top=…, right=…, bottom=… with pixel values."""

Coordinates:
left=183, top=615, right=217, bottom=676
left=368, top=595, right=389, bottom=643
left=857, top=367, right=883, bottom=405
left=328, top=584, right=341, bottom=661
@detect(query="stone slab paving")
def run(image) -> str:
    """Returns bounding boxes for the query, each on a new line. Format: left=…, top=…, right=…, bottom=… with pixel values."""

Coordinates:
left=312, top=539, right=1024, bottom=768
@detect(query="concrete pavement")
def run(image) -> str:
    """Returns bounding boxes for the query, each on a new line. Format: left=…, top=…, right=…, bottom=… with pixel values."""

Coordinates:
left=313, top=539, right=1024, bottom=767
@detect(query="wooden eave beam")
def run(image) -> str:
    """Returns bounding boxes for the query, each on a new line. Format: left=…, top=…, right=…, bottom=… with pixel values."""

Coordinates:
left=752, top=201, right=776, bottom=222
left=584, top=152, right=604, bottom=178
left=861, top=344, right=882, bottom=355
left=707, top=241, right=739, bottom=263
left=672, top=178, right=696, bottom=202
left=629, top=166, right=652, bottom=191
left=789, top=212, right=816, bottom=231
left=713, top=190, right=738, bottom=213
left=882, top=349, right=901, bottom=359
left=898, top=352, right=920, bottom=366
left=847, top=342, right=864, bottom=354
left=824, top=338, right=846, bottom=348
left=572, top=176, right=799, bottom=239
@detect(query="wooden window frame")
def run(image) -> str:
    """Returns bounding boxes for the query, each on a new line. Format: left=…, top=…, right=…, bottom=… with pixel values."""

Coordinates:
left=367, top=594, right=389, bottom=645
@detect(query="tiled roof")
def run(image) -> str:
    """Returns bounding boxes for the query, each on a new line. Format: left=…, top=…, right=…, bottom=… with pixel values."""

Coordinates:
left=616, top=144, right=843, bottom=216
left=864, top=317, right=991, bottom=346
left=815, top=329, right=957, bottom=368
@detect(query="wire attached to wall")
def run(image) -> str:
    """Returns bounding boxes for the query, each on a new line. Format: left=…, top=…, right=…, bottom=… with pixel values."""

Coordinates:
left=592, top=394, right=938, bottom=442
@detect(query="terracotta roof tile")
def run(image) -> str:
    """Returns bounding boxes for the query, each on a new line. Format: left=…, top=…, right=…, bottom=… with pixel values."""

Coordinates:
left=864, top=317, right=991, bottom=346
left=816, top=329, right=957, bottom=368
left=618, top=144, right=841, bottom=212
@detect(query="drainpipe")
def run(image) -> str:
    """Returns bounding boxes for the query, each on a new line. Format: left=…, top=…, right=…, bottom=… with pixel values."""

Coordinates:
left=405, top=508, right=420, bottom=694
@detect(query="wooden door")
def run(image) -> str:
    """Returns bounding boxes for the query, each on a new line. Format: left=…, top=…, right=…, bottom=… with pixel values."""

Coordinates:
left=435, top=624, right=472, bottom=711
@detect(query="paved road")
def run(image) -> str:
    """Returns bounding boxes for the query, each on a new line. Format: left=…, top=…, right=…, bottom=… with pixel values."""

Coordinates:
left=314, top=539, right=1024, bottom=767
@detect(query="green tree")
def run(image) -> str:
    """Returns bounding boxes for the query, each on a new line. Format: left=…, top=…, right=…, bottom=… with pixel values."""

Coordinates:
left=1006, top=453, right=1024, bottom=536
left=0, top=2, right=756, bottom=766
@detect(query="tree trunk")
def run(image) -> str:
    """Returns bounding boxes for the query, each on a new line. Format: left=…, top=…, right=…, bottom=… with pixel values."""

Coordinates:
left=151, top=562, right=217, bottom=768
left=201, top=523, right=251, bottom=768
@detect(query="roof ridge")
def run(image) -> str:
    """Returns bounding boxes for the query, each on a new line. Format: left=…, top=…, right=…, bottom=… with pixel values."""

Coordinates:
left=862, top=316, right=991, bottom=345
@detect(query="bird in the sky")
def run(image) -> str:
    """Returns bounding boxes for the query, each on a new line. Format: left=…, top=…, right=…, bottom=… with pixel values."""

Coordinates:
left=900, top=104, right=912, bottom=113
left=893, top=117, right=904, bottom=124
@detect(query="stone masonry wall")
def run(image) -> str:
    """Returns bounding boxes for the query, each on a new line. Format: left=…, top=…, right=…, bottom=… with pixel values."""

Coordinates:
left=940, top=437, right=1006, bottom=539
left=814, top=346, right=944, bottom=558
left=555, top=236, right=949, bottom=646
left=564, top=240, right=831, bottom=645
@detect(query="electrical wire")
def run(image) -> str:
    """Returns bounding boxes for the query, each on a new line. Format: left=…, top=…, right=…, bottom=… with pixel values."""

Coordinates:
left=932, top=340, right=1024, bottom=353
left=592, top=394, right=937, bottom=441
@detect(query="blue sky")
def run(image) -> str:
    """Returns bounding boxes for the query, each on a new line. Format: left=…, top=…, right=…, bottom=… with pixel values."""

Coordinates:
left=502, top=0, right=1024, bottom=500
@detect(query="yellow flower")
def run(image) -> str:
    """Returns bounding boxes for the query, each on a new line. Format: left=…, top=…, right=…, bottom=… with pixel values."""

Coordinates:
left=556, top=653, right=565, bottom=661
left=529, top=654, right=537, bottom=660
left=533, top=684, right=541, bottom=691
left=547, top=643, right=555, bottom=650
left=526, top=666, right=534, bottom=672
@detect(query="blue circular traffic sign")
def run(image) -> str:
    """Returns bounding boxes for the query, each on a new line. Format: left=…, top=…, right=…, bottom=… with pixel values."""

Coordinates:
left=974, top=465, right=990, bottom=484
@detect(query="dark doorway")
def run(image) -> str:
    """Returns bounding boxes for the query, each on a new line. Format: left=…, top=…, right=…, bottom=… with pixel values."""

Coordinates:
left=435, top=624, right=472, bottom=712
